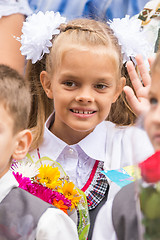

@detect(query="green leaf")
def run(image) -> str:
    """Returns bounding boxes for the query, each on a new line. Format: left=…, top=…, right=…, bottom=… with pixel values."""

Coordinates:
left=140, top=187, right=155, bottom=213
left=140, top=187, right=160, bottom=219
left=143, top=218, right=160, bottom=239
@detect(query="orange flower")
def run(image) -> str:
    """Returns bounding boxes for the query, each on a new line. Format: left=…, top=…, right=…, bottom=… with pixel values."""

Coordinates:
left=53, top=199, right=69, bottom=214
left=60, top=181, right=81, bottom=210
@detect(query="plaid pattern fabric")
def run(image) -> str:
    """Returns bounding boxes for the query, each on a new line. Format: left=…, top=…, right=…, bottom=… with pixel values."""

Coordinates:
left=83, top=161, right=109, bottom=210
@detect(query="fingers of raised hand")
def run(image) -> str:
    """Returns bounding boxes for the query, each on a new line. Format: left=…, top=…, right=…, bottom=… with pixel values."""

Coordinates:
left=123, top=86, right=138, bottom=115
left=135, top=55, right=151, bottom=87
left=126, top=55, right=151, bottom=98
left=148, top=55, right=156, bottom=69
left=126, top=60, right=143, bottom=93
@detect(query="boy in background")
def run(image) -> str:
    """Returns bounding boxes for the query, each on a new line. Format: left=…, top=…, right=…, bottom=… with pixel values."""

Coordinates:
left=0, top=64, right=78, bottom=240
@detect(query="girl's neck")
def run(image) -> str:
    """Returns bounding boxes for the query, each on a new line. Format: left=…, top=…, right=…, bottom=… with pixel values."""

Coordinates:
left=50, top=123, right=92, bottom=145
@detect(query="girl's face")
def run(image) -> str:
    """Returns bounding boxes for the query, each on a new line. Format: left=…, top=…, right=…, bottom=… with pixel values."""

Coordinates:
left=42, top=48, right=125, bottom=144
left=144, top=69, right=160, bottom=151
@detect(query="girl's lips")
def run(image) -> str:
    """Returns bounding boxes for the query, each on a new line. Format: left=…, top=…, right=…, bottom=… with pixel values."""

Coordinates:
left=70, top=109, right=96, bottom=114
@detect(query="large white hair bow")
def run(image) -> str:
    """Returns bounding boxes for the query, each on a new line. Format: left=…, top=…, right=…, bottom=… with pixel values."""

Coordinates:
left=20, top=11, right=66, bottom=64
left=108, top=15, right=152, bottom=65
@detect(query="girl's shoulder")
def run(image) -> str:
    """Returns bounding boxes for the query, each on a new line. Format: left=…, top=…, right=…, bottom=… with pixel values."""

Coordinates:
left=104, top=120, right=146, bottom=138
left=103, top=121, right=154, bottom=169
left=104, top=120, right=153, bottom=155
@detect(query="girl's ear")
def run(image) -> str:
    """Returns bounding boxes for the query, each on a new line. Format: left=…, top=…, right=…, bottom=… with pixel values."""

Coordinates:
left=112, top=77, right=126, bottom=103
left=12, top=130, right=32, bottom=160
left=40, top=71, right=53, bottom=99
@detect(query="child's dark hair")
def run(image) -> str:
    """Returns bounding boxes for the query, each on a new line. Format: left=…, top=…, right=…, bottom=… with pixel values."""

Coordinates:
left=0, top=64, right=31, bottom=133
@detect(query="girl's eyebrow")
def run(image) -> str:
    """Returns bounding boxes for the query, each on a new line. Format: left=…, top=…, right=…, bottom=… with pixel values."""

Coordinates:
left=148, top=91, right=152, bottom=97
left=60, top=73, right=80, bottom=79
left=60, top=72, right=114, bottom=81
left=96, top=77, right=113, bottom=82
left=148, top=90, right=156, bottom=97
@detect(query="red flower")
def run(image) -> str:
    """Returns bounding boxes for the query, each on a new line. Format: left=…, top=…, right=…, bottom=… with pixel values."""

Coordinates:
left=139, top=151, right=160, bottom=183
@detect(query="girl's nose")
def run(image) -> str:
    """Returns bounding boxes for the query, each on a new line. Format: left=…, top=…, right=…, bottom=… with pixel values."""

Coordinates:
left=75, top=89, right=94, bottom=103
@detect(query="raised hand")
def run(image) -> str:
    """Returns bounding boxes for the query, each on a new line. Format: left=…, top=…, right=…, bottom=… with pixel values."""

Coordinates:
left=124, top=55, right=152, bottom=117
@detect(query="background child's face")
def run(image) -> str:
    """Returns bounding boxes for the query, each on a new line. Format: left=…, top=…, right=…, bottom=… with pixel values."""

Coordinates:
left=0, top=104, right=17, bottom=178
left=47, top=47, right=123, bottom=143
left=144, top=69, right=160, bottom=151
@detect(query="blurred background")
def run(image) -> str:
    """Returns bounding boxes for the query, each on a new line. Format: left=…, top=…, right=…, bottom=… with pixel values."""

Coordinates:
left=28, top=0, right=149, bottom=21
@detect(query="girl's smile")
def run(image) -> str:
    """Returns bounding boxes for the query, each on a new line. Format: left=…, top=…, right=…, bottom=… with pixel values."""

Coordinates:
left=70, top=108, right=97, bottom=118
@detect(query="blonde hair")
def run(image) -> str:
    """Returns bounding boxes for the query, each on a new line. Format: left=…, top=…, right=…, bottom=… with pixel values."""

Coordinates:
left=107, top=65, right=136, bottom=125
left=26, top=18, right=136, bottom=149
left=0, top=64, right=31, bottom=134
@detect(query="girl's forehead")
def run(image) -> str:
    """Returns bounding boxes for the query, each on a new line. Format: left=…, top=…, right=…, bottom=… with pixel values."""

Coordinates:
left=59, top=44, right=120, bottom=64
left=60, top=43, right=117, bottom=54
left=49, top=43, right=121, bottom=78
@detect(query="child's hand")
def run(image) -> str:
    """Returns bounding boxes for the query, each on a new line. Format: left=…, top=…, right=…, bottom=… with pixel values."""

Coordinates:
left=124, top=55, right=151, bottom=117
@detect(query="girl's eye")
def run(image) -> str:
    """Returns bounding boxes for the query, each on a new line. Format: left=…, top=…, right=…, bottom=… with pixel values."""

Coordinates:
left=149, top=97, right=158, bottom=105
left=95, top=84, right=107, bottom=90
left=63, top=81, right=76, bottom=87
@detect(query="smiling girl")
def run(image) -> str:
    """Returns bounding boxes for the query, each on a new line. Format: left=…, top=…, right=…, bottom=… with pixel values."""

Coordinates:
left=20, top=12, right=153, bottom=239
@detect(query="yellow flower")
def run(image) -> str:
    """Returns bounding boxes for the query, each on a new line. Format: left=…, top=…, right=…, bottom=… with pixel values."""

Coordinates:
left=37, top=165, right=62, bottom=189
left=60, top=180, right=81, bottom=210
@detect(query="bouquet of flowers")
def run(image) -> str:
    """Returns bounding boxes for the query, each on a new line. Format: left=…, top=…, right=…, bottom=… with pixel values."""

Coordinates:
left=11, top=158, right=90, bottom=240
left=138, top=151, right=160, bottom=240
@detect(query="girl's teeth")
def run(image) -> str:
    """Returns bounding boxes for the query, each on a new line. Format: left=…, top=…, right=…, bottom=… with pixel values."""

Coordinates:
left=72, top=109, right=94, bottom=114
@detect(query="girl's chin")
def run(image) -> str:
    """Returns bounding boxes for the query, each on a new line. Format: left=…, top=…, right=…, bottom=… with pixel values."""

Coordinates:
left=71, top=124, right=95, bottom=133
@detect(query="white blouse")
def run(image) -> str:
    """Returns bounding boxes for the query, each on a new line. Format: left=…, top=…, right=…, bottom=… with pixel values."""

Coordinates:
left=27, top=114, right=154, bottom=192
left=0, top=0, right=33, bottom=18
left=0, top=171, right=79, bottom=240
left=92, top=199, right=117, bottom=240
